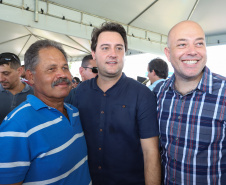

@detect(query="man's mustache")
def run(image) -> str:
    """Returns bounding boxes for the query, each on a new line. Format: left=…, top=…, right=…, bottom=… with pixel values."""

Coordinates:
left=51, top=78, right=71, bottom=88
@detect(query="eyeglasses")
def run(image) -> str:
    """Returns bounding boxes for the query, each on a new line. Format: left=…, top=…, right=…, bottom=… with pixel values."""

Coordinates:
left=0, top=53, right=20, bottom=64
left=83, top=67, right=98, bottom=74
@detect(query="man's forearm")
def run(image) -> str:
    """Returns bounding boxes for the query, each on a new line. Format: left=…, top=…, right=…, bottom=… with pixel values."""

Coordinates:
left=143, top=151, right=161, bottom=185
left=141, top=137, right=161, bottom=185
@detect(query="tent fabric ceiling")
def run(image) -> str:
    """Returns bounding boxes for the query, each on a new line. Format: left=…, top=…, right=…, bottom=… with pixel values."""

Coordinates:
left=48, top=0, right=226, bottom=36
left=0, top=0, right=226, bottom=61
left=0, top=20, right=91, bottom=62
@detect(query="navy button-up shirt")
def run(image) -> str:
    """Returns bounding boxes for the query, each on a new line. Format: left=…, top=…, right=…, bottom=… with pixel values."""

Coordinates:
left=65, top=73, right=159, bottom=185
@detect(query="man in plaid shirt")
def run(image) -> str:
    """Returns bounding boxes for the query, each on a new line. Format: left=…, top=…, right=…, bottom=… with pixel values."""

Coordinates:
left=154, top=20, right=226, bottom=184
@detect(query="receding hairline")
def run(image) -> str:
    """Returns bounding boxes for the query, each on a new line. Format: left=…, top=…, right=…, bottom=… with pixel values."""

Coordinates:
left=167, top=20, right=205, bottom=47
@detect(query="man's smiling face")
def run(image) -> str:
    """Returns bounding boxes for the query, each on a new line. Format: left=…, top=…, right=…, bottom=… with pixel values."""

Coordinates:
left=164, top=21, right=207, bottom=81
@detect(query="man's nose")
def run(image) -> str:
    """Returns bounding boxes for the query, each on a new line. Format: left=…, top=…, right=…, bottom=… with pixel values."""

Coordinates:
left=56, top=68, right=67, bottom=78
left=109, top=48, right=117, bottom=58
left=187, top=44, right=198, bottom=56
left=0, top=73, right=5, bottom=82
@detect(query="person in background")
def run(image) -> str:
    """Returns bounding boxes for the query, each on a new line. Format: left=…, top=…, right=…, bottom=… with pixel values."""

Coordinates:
left=66, top=22, right=161, bottom=185
left=72, top=76, right=81, bottom=88
left=20, top=64, right=32, bottom=86
left=0, top=52, right=33, bottom=124
left=0, top=40, right=91, bottom=185
left=147, top=58, right=168, bottom=91
left=65, top=54, right=97, bottom=101
left=20, top=65, right=26, bottom=79
left=154, top=20, right=226, bottom=184
left=79, top=54, right=98, bottom=81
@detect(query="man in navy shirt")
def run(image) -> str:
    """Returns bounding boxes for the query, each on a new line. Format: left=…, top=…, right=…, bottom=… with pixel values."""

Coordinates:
left=66, top=22, right=161, bottom=185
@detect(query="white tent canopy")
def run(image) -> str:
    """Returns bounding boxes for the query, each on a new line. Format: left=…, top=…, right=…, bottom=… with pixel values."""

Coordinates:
left=0, top=0, right=226, bottom=61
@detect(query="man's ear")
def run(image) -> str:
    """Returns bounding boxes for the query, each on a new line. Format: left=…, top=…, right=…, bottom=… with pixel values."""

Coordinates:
left=164, top=47, right=171, bottom=63
left=25, top=70, right=35, bottom=85
left=152, top=70, right=156, bottom=76
left=91, top=51, right=96, bottom=60
left=79, top=67, right=84, bottom=76
left=17, top=66, right=23, bottom=76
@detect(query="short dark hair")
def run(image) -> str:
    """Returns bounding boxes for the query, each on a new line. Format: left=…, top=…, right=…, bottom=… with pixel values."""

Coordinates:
left=0, top=52, right=21, bottom=69
left=73, top=76, right=81, bottom=83
left=81, top=54, right=93, bottom=67
left=148, top=58, right=169, bottom=79
left=91, top=22, right=128, bottom=52
left=24, top=40, right=67, bottom=72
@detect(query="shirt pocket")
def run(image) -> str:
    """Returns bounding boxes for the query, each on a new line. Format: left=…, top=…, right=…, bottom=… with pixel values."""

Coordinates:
left=109, top=104, right=136, bottom=134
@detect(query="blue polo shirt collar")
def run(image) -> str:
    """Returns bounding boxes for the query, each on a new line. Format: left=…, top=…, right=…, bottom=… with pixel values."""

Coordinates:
left=27, top=94, right=73, bottom=118
left=26, top=95, right=49, bottom=110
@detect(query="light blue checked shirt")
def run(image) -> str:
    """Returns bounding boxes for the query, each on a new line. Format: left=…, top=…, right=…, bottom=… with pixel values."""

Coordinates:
left=154, top=67, right=226, bottom=185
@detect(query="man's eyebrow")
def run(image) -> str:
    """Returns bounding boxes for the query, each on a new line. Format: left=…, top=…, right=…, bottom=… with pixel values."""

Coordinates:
left=116, top=44, right=124, bottom=47
left=176, top=37, right=205, bottom=42
left=100, top=44, right=110, bottom=47
left=176, top=38, right=187, bottom=42
left=1, top=71, right=10, bottom=73
left=47, top=64, right=57, bottom=67
left=46, top=63, right=68, bottom=68
left=195, top=37, right=205, bottom=41
left=100, top=44, right=124, bottom=47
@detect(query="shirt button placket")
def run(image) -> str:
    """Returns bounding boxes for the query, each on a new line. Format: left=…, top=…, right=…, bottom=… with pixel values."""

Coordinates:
left=98, top=93, right=107, bottom=173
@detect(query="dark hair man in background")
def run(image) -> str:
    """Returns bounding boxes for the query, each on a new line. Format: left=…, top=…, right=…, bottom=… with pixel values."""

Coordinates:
left=66, top=22, right=161, bottom=185
left=154, top=20, right=226, bottom=184
left=79, top=54, right=98, bottom=81
left=65, top=54, right=98, bottom=101
left=0, top=52, right=33, bottom=124
left=71, top=76, right=81, bottom=88
left=147, top=57, right=168, bottom=91
left=0, top=40, right=91, bottom=185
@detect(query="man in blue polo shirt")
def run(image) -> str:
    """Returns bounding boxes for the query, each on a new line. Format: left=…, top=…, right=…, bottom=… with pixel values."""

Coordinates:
left=66, top=22, right=161, bottom=185
left=0, top=40, right=91, bottom=185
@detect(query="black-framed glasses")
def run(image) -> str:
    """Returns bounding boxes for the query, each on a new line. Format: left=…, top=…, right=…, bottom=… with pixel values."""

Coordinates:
left=0, top=52, right=20, bottom=64
left=83, top=67, right=98, bottom=74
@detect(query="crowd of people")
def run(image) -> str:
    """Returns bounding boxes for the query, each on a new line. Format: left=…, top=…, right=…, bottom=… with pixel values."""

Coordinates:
left=0, top=20, right=225, bottom=185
